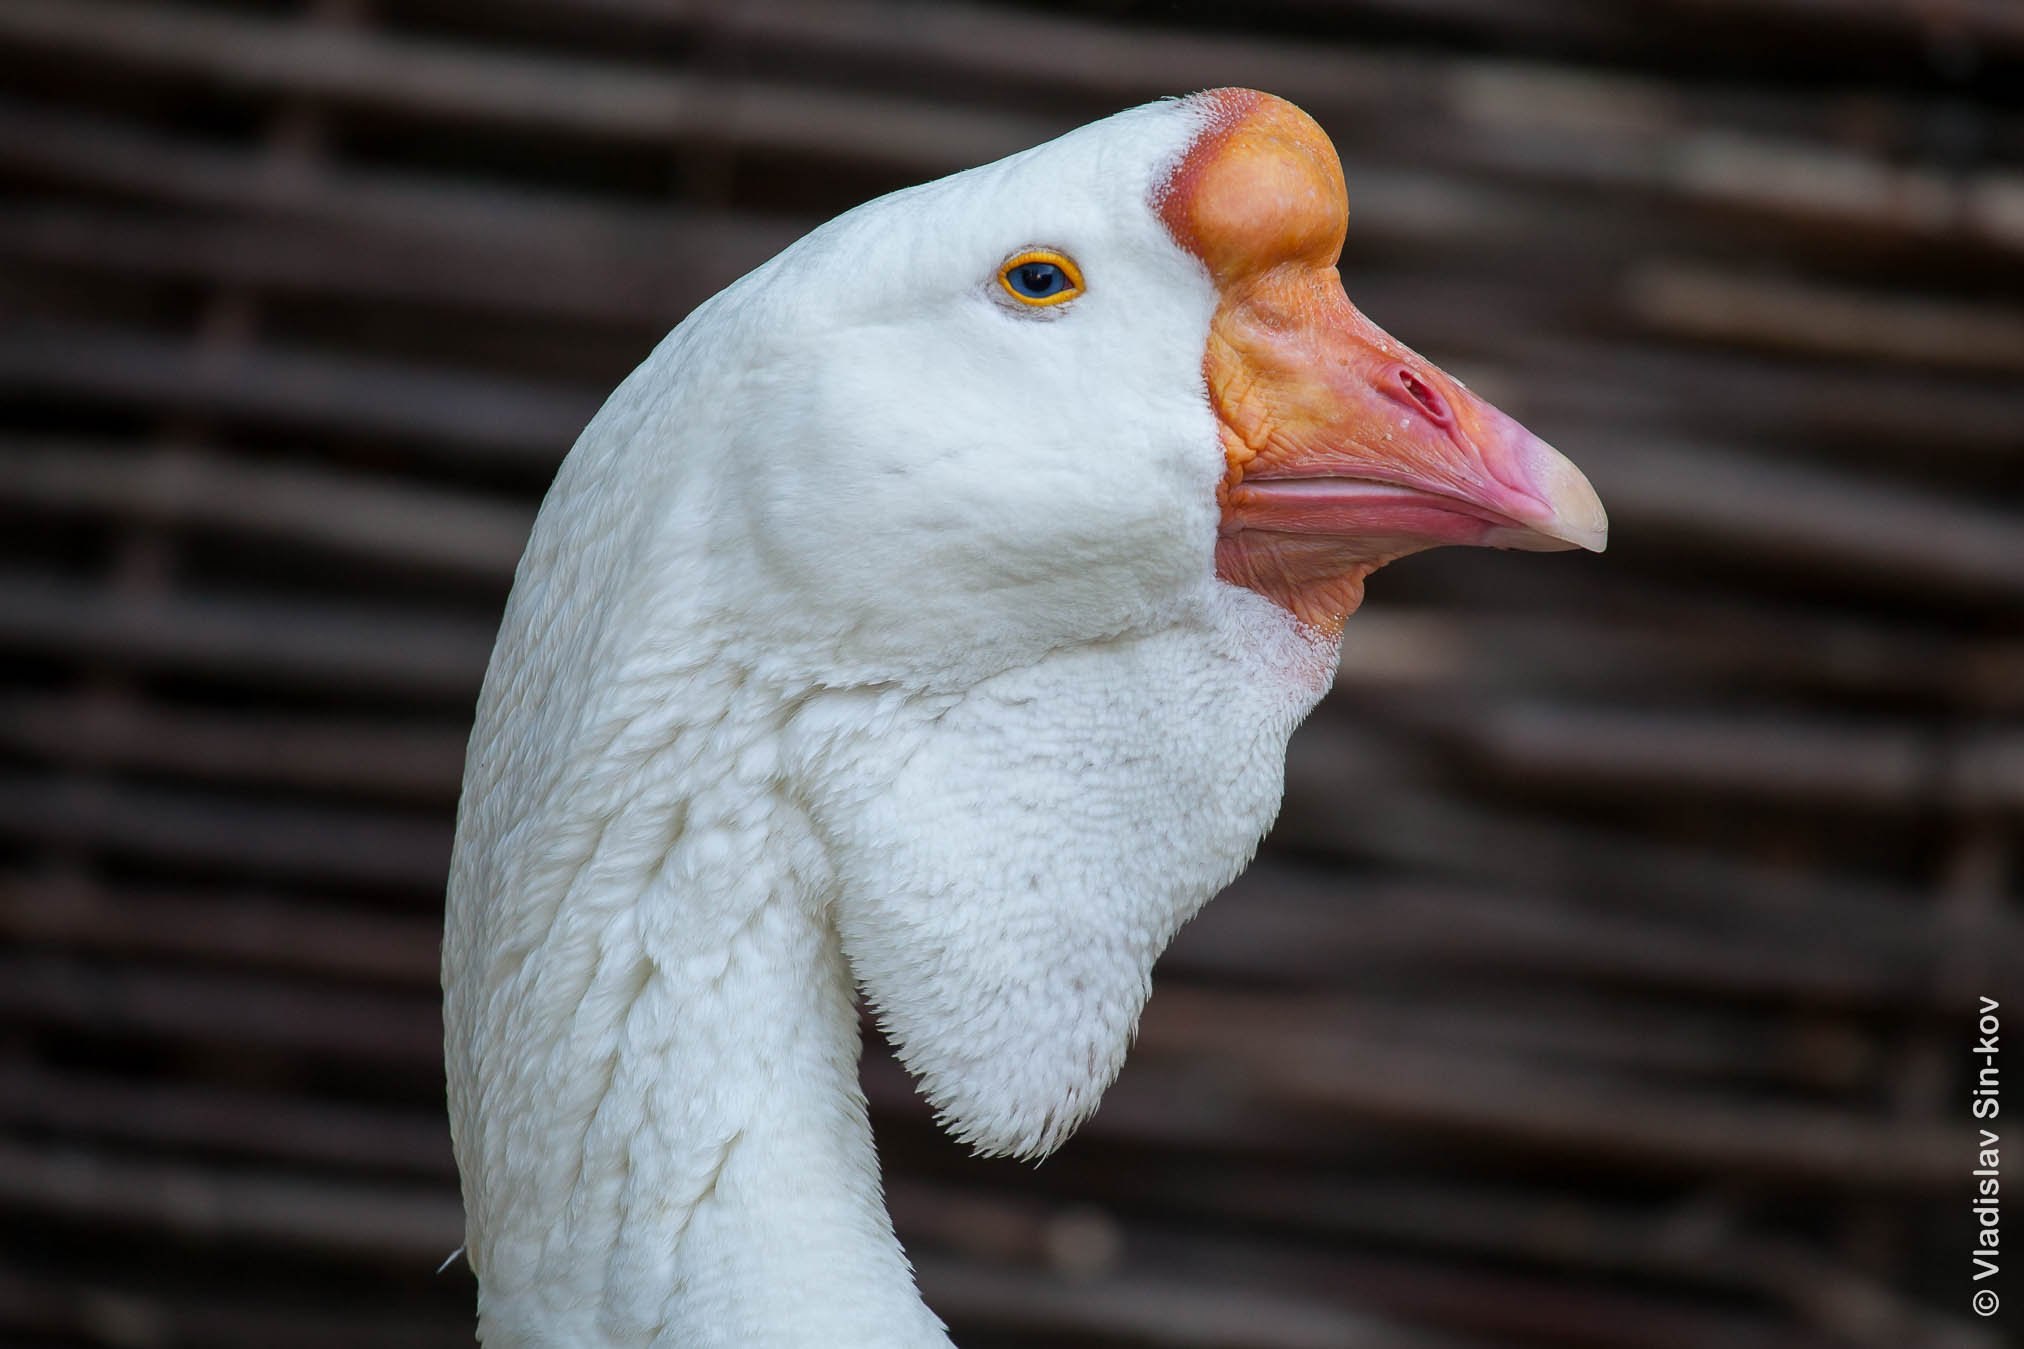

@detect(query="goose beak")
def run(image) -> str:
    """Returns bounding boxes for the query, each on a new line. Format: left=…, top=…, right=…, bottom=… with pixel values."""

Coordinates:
left=1211, top=285, right=1610, bottom=556
left=1162, top=89, right=1607, bottom=632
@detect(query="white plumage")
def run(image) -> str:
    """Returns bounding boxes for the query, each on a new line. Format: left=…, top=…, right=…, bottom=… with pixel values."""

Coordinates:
left=443, top=89, right=1602, bottom=1347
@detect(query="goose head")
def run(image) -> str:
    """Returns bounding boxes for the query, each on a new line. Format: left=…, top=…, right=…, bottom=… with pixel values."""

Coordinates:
left=714, top=87, right=1602, bottom=694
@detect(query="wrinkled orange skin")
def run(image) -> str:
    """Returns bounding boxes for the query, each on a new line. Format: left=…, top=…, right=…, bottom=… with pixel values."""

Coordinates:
left=1159, top=90, right=1510, bottom=635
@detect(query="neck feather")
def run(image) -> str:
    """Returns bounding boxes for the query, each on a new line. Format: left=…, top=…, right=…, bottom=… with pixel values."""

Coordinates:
left=445, top=670, right=951, bottom=1348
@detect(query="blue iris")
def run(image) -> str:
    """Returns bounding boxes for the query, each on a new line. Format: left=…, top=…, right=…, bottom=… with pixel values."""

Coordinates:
left=1007, top=261, right=1071, bottom=299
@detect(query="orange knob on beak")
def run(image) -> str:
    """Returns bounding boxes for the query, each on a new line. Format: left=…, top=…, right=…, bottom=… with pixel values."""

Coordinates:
left=1161, top=89, right=1607, bottom=634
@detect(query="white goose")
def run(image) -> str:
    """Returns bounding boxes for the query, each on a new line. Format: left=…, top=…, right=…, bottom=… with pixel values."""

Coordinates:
left=443, top=88, right=1605, bottom=1347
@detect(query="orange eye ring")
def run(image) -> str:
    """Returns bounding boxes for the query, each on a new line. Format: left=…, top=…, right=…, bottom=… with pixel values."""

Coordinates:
left=998, top=249, right=1085, bottom=307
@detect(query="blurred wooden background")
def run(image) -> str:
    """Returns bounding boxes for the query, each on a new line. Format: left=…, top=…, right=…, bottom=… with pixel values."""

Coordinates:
left=2, top=1, right=2021, bottom=1345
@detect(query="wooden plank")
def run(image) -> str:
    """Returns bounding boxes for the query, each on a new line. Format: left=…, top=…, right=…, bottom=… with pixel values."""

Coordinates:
left=1181, top=869, right=2008, bottom=1013
left=0, top=0, right=1051, bottom=171
left=1655, top=0, right=2024, bottom=46
left=0, top=320, right=597, bottom=463
left=1105, top=0, right=2024, bottom=56
left=969, top=1225, right=1905, bottom=1349
left=0, top=571, right=494, bottom=697
left=1139, top=987, right=1960, bottom=1190
left=0, top=202, right=770, bottom=330
left=0, top=873, right=442, bottom=983
left=915, top=1257, right=1499, bottom=1349
left=0, top=438, right=532, bottom=578
left=0, top=1137, right=461, bottom=1261
left=0, top=1062, right=453, bottom=1177
left=1568, top=434, right=2024, bottom=602
left=0, top=1269, right=469, bottom=1349
left=1275, top=756, right=1975, bottom=938
left=544, top=0, right=2024, bottom=70
left=0, top=956, right=444, bottom=1066
left=0, top=95, right=787, bottom=257
left=1501, top=340, right=2024, bottom=467
left=1628, top=261, right=2024, bottom=375
left=1409, top=699, right=2024, bottom=815
left=0, top=773, right=452, bottom=890
left=1332, top=606, right=2024, bottom=710
left=0, top=691, right=468, bottom=802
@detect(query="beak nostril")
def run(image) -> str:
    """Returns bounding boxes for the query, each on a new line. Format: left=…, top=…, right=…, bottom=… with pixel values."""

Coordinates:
left=1394, top=368, right=1453, bottom=429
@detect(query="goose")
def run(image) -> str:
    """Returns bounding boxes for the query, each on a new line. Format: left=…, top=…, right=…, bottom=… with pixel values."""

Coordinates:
left=442, top=88, right=1606, bottom=1347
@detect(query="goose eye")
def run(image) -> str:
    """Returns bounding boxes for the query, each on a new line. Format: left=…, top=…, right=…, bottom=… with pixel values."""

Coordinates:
left=998, top=250, right=1084, bottom=307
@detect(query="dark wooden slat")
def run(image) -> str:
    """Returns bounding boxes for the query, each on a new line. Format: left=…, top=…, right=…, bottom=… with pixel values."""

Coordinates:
left=0, top=320, right=597, bottom=463
left=923, top=1232, right=1907, bottom=1349
left=1305, top=0, right=2024, bottom=52
left=0, top=774, right=452, bottom=890
left=544, top=0, right=2024, bottom=71
left=0, top=1063, right=453, bottom=1177
left=0, top=195, right=797, bottom=330
left=0, top=1138, right=461, bottom=1261
left=1508, top=344, right=2024, bottom=468
left=0, top=874, right=442, bottom=983
left=1573, top=435, right=2024, bottom=602
left=0, top=1269, right=469, bottom=1349
left=0, top=95, right=784, bottom=257
left=0, top=0, right=1050, bottom=170
left=1628, top=261, right=2024, bottom=375
left=0, top=438, right=532, bottom=578
left=0, top=691, right=468, bottom=802
left=1181, top=869, right=1996, bottom=1010
left=0, top=571, right=493, bottom=697
left=1410, top=699, right=2024, bottom=815
left=0, top=957, right=444, bottom=1066
left=915, top=1256, right=1497, bottom=1349
left=1333, top=607, right=2024, bottom=710
left=1139, top=987, right=1960, bottom=1190
left=1278, top=756, right=1977, bottom=937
